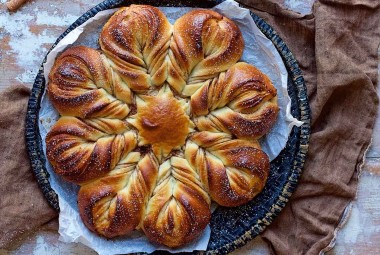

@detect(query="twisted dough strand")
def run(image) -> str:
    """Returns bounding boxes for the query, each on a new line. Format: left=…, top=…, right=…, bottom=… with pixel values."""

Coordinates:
left=100, top=5, right=172, bottom=92
left=78, top=152, right=158, bottom=237
left=168, top=9, right=244, bottom=93
left=48, top=46, right=132, bottom=119
left=191, top=62, right=279, bottom=139
left=185, top=131, right=269, bottom=207
left=142, top=157, right=210, bottom=247
left=46, top=117, right=137, bottom=184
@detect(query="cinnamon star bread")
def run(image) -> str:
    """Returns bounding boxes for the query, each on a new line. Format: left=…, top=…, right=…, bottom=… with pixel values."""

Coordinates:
left=45, top=4, right=279, bottom=248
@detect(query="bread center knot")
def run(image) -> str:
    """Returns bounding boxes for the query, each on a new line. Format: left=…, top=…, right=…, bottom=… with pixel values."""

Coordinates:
left=129, top=86, right=193, bottom=161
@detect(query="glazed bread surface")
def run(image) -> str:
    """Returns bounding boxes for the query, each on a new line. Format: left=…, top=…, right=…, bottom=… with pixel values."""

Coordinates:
left=46, top=5, right=279, bottom=248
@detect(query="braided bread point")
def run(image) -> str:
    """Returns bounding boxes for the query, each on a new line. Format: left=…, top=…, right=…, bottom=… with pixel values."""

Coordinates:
left=46, top=117, right=137, bottom=184
left=48, top=46, right=132, bottom=119
left=78, top=152, right=158, bottom=238
left=100, top=5, right=172, bottom=92
left=191, top=62, right=279, bottom=139
left=168, top=9, right=244, bottom=93
left=185, top=131, right=269, bottom=207
left=142, top=157, right=210, bottom=247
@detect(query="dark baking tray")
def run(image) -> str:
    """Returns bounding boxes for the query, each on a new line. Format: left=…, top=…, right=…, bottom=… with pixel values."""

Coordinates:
left=25, top=0, right=311, bottom=254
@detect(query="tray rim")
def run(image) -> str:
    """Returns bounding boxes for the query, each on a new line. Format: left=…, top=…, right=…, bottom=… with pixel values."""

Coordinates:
left=25, top=0, right=311, bottom=254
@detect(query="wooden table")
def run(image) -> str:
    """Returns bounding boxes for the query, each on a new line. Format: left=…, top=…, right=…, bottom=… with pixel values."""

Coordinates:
left=0, top=1, right=379, bottom=254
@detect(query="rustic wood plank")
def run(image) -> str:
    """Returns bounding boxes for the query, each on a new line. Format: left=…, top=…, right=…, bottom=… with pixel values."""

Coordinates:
left=366, top=51, right=380, bottom=158
left=0, top=0, right=100, bottom=91
left=325, top=161, right=380, bottom=255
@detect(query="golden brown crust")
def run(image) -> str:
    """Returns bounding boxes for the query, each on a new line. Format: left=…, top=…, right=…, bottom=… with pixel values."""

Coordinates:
left=48, top=46, right=132, bottom=119
left=185, top=131, right=269, bottom=207
left=45, top=5, right=277, bottom=248
left=168, top=9, right=244, bottom=93
left=142, top=157, right=210, bottom=247
left=46, top=117, right=137, bottom=184
left=78, top=152, right=158, bottom=237
left=128, top=87, right=193, bottom=161
left=191, top=62, right=279, bottom=139
left=99, top=5, right=172, bottom=92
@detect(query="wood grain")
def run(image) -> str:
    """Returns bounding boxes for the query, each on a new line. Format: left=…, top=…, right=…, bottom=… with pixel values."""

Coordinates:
left=0, top=1, right=379, bottom=254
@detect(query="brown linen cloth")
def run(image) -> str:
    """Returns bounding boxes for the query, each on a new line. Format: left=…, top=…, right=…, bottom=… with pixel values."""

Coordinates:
left=0, top=85, right=57, bottom=248
left=0, top=1, right=379, bottom=254
left=238, top=0, right=380, bottom=254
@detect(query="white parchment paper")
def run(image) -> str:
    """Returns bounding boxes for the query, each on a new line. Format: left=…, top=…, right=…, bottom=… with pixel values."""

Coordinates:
left=39, top=1, right=303, bottom=254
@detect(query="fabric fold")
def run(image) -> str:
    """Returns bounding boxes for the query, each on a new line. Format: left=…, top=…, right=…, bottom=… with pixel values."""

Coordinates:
left=239, top=0, right=379, bottom=254
left=0, top=85, right=57, bottom=249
